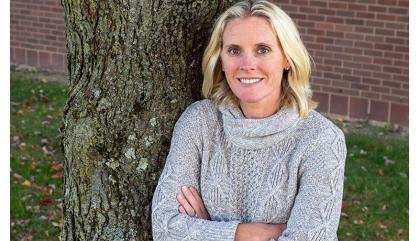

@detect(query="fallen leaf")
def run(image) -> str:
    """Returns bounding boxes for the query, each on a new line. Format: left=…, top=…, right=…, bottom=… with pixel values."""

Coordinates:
left=18, top=142, right=26, bottom=150
left=51, top=164, right=62, bottom=171
left=51, top=172, right=63, bottom=179
left=13, top=173, right=23, bottom=180
left=41, top=198, right=54, bottom=206
left=378, top=223, right=388, bottom=229
left=341, top=212, right=349, bottom=218
left=353, top=219, right=364, bottom=225
left=41, top=78, right=48, bottom=83
left=41, top=138, right=49, bottom=145
left=41, top=186, right=50, bottom=194
left=42, top=146, right=53, bottom=155
left=22, top=180, right=31, bottom=188
left=12, top=135, right=20, bottom=144
left=19, top=234, right=34, bottom=241
left=378, top=169, right=384, bottom=176
left=21, top=194, right=32, bottom=201
left=384, top=156, right=395, bottom=166
left=41, top=96, right=49, bottom=103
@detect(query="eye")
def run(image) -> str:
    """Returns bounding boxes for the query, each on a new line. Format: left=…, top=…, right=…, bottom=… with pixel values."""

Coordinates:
left=257, top=46, right=271, bottom=55
left=227, top=47, right=240, bottom=56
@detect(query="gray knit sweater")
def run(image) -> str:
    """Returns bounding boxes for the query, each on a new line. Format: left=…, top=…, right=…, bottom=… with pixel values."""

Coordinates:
left=152, top=99, right=346, bottom=241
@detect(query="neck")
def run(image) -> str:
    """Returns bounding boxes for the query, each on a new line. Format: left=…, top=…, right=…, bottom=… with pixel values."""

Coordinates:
left=239, top=98, right=281, bottom=119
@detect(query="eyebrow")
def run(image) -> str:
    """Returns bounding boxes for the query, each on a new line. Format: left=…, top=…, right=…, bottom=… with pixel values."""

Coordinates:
left=223, top=42, right=274, bottom=48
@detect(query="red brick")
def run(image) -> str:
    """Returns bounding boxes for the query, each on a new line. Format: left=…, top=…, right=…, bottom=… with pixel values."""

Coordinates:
left=351, top=83, right=370, bottom=91
left=373, top=72, right=391, bottom=80
left=312, top=92, right=329, bottom=113
left=368, top=5, right=387, bottom=13
left=330, top=95, right=348, bottom=116
left=369, top=100, right=389, bottom=122
left=345, top=18, right=364, bottom=25
left=382, top=66, right=402, bottom=74
left=361, top=91, right=380, bottom=99
left=312, top=77, right=331, bottom=86
left=373, top=58, right=393, bottom=66
left=13, top=48, right=26, bottom=63
left=366, top=20, right=385, bottom=28
left=349, top=97, right=368, bottom=119
left=391, top=88, right=409, bottom=96
left=323, top=86, right=359, bottom=96
left=371, top=86, right=390, bottom=94
left=376, top=14, right=397, bottom=21
left=390, top=103, right=408, bottom=126
left=393, top=74, right=408, bottom=82
left=381, top=95, right=408, bottom=104
left=348, top=3, right=367, bottom=11
left=374, top=43, right=394, bottom=51
left=328, top=2, right=347, bottom=9
left=389, top=7, right=408, bottom=15
left=326, top=17, right=344, bottom=24
left=382, top=80, right=401, bottom=88
left=353, top=70, right=372, bottom=77
left=39, top=51, right=51, bottom=68
left=27, top=50, right=38, bottom=66
left=333, top=80, right=351, bottom=88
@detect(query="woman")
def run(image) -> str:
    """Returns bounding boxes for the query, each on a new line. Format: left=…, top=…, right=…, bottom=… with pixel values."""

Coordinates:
left=152, top=1, right=346, bottom=240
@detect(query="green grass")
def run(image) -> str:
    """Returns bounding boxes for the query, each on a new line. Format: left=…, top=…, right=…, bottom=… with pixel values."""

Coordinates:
left=10, top=74, right=409, bottom=240
left=11, top=74, right=67, bottom=241
left=336, top=122, right=409, bottom=240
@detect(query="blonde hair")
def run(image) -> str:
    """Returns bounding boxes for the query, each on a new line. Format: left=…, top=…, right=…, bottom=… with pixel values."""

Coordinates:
left=201, top=0, right=317, bottom=117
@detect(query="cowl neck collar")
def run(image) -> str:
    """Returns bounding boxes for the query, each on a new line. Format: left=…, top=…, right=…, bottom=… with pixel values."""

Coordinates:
left=218, top=103, right=300, bottom=149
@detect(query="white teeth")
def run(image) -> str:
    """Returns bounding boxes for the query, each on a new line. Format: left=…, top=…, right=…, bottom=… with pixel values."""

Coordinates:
left=239, top=78, right=262, bottom=84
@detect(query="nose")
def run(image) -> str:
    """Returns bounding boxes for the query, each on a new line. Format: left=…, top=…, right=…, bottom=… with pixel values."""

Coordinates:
left=239, top=54, right=256, bottom=71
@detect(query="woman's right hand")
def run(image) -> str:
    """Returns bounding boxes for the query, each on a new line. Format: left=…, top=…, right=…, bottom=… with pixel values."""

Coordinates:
left=234, top=223, right=287, bottom=241
left=176, top=186, right=210, bottom=220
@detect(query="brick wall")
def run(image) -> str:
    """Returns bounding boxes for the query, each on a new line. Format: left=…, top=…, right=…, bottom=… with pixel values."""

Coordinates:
left=10, top=0, right=66, bottom=72
left=10, top=0, right=409, bottom=126
left=273, top=0, right=409, bottom=126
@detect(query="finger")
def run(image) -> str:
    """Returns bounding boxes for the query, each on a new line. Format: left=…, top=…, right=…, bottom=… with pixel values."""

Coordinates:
left=176, top=193, right=195, bottom=217
left=188, top=187, right=202, bottom=202
left=181, top=186, right=202, bottom=214
left=178, top=205, right=186, bottom=214
left=189, top=187, right=209, bottom=217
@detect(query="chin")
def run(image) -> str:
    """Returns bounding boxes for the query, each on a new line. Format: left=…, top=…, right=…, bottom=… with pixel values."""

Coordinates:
left=237, top=95, right=263, bottom=104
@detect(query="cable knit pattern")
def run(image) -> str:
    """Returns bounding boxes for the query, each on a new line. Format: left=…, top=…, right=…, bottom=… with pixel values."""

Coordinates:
left=152, top=99, right=346, bottom=241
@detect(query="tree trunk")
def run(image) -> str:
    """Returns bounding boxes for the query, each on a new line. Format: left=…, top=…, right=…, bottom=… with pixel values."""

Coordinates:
left=60, top=0, right=234, bottom=240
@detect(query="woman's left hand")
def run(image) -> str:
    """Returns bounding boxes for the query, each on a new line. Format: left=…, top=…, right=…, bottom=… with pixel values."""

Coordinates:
left=176, top=186, right=210, bottom=220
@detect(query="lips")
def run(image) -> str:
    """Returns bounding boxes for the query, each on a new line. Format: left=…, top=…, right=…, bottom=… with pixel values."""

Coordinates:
left=238, top=78, right=263, bottom=84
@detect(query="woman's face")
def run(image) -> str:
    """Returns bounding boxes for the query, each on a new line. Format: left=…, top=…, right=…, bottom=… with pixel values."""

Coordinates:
left=220, top=16, right=288, bottom=108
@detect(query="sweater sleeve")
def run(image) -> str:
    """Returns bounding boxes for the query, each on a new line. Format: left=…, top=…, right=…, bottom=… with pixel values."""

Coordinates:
left=277, top=126, right=347, bottom=241
left=151, top=102, right=240, bottom=241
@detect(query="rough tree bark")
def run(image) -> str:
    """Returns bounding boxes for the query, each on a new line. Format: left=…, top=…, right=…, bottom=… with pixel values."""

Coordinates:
left=60, top=0, right=234, bottom=240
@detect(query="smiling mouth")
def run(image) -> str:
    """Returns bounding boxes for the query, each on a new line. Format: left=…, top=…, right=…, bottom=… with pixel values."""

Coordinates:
left=238, top=78, right=263, bottom=84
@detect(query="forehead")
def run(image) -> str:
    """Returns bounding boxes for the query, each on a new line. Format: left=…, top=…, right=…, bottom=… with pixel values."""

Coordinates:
left=222, top=16, right=278, bottom=45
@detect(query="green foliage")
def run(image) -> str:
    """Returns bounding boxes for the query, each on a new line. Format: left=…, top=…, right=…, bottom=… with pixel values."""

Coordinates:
left=10, top=75, right=408, bottom=240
